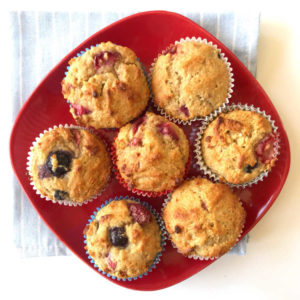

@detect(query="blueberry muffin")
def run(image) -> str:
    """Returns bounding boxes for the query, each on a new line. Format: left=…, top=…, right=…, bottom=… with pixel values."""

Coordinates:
left=199, top=109, right=277, bottom=184
left=151, top=40, right=231, bottom=121
left=62, top=41, right=149, bottom=129
left=29, top=126, right=111, bottom=204
left=114, top=112, right=189, bottom=193
left=84, top=198, right=162, bottom=279
left=163, top=177, right=245, bottom=258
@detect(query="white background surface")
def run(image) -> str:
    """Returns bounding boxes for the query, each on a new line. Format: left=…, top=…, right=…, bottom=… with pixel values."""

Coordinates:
left=1, top=1, right=300, bottom=299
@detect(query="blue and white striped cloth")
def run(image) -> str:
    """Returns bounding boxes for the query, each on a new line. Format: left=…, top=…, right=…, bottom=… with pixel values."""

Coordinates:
left=10, top=11, right=259, bottom=257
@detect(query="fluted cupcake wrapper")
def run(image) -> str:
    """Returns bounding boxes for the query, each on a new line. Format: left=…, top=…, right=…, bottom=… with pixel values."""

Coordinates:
left=161, top=177, right=246, bottom=260
left=26, top=124, right=112, bottom=206
left=83, top=195, right=167, bottom=281
left=149, top=36, right=234, bottom=125
left=64, top=44, right=151, bottom=131
left=194, top=103, right=281, bottom=189
left=110, top=129, right=192, bottom=198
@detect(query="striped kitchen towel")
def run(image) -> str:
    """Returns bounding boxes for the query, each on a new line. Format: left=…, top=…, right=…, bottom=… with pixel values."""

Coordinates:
left=9, top=11, right=259, bottom=257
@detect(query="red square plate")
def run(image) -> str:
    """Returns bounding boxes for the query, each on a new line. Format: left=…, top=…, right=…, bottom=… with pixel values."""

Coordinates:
left=10, top=11, right=290, bottom=291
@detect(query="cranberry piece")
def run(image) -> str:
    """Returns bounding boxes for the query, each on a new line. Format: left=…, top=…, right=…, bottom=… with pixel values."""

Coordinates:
left=128, top=203, right=151, bottom=225
left=165, top=45, right=177, bottom=55
left=132, top=115, right=146, bottom=134
left=107, top=254, right=117, bottom=270
left=156, top=122, right=179, bottom=141
left=131, top=137, right=142, bottom=146
left=38, top=164, right=52, bottom=179
left=255, top=133, right=276, bottom=164
left=70, top=129, right=81, bottom=146
left=109, top=227, right=128, bottom=248
left=70, top=104, right=91, bottom=116
left=201, top=201, right=208, bottom=211
left=94, top=51, right=120, bottom=70
left=180, top=105, right=190, bottom=117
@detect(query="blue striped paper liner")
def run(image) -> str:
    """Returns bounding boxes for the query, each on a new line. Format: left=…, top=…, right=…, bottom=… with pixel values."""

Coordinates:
left=83, top=195, right=167, bottom=281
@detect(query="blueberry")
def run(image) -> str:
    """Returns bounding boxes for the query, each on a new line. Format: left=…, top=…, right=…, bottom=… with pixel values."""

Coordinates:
left=175, top=225, right=181, bottom=233
left=109, top=227, right=128, bottom=248
left=54, top=190, right=69, bottom=200
left=93, top=91, right=98, bottom=97
left=46, top=151, right=72, bottom=177
left=244, top=162, right=258, bottom=173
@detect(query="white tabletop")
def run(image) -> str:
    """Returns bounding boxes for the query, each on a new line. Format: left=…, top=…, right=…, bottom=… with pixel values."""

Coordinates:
left=1, top=1, right=300, bottom=299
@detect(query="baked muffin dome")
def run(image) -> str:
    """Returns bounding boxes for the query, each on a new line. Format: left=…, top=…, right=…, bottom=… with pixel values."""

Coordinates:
left=62, top=41, right=149, bottom=128
left=163, top=177, right=245, bottom=258
left=151, top=41, right=231, bottom=121
left=200, top=109, right=277, bottom=184
left=114, top=112, right=189, bottom=193
left=29, top=126, right=111, bottom=204
left=84, top=198, right=162, bottom=279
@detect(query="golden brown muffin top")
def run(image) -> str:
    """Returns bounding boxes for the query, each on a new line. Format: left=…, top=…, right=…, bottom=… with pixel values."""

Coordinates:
left=114, top=112, right=189, bottom=192
left=29, top=127, right=111, bottom=203
left=62, top=41, right=149, bottom=128
left=163, top=177, right=246, bottom=258
left=84, top=199, right=162, bottom=278
left=151, top=41, right=230, bottom=121
left=200, top=109, right=277, bottom=184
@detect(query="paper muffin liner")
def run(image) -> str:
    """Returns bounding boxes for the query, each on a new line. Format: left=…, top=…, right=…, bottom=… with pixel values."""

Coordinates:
left=194, top=103, right=281, bottom=189
left=161, top=177, right=246, bottom=260
left=64, top=44, right=151, bottom=131
left=83, top=195, right=167, bottom=281
left=26, top=124, right=112, bottom=206
left=110, top=127, right=192, bottom=198
left=149, top=36, right=234, bottom=125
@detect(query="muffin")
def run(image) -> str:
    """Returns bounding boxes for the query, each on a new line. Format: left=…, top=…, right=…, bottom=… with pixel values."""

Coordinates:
left=83, top=198, right=162, bottom=279
left=113, top=112, right=189, bottom=194
left=28, top=126, right=111, bottom=205
left=163, top=177, right=246, bottom=258
left=61, top=41, right=149, bottom=129
left=151, top=39, right=232, bottom=121
left=198, top=108, right=278, bottom=185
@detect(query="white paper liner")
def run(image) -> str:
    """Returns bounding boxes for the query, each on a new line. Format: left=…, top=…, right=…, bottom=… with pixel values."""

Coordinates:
left=149, top=36, right=234, bottom=125
left=161, top=177, right=245, bottom=260
left=194, top=103, right=281, bottom=188
left=83, top=196, right=167, bottom=281
left=64, top=44, right=151, bottom=130
left=26, top=124, right=111, bottom=206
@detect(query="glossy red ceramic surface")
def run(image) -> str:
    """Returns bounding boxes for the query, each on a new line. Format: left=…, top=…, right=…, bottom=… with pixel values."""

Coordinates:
left=10, top=11, right=290, bottom=291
